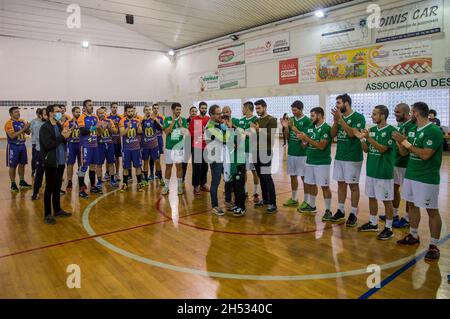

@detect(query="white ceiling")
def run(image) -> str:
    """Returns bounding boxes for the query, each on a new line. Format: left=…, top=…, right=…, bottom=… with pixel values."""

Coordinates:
left=22, top=0, right=354, bottom=50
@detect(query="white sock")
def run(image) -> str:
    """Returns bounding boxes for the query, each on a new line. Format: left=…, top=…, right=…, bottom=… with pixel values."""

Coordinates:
left=165, top=178, right=170, bottom=186
left=338, top=202, right=345, bottom=212
left=431, top=237, right=439, bottom=245
left=325, top=198, right=331, bottom=211
left=410, top=228, right=418, bottom=239
left=309, top=195, right=316, bottom=207
left=393, top=208, right=399, bottom=217
left=292, top=190, right=298, bottom=201
left=370, top=215, right=378, bottom=226
left=386, top=219, right=393, bottom=229
left=351, top=207, right=358, bottom=216
left=177, top=178, right=183, bottom=186
left=244, top=184, right=248, bottom=193
left=254, top=184, right=259, bottom=195
left=304, top=193, right=309, bottom=204
left=404, top=212, right=409, bottom=222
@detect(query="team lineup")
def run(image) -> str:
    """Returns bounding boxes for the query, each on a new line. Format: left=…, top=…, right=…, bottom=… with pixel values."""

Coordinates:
left=4, top=94, right=444, bottom=263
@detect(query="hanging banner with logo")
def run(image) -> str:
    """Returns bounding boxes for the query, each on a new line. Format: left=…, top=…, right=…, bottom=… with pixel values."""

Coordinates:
left=279, top=58, right=298, bottom=85
left=367, top=41, right=432, bottom=78
left=219, top=65, right=246, bottom=89
left=317, top=48, right=367, bottom=82
left=246, top=32, right=290, bottom=63
left=319, top=16, right=371, bottom=52
left=299, top=56, right=317, bottom=82
left=217, top=43, right=245, bottom=68
left=199, top=71, right=219, bottom=91
left=375, top=0, right=443, bottom=43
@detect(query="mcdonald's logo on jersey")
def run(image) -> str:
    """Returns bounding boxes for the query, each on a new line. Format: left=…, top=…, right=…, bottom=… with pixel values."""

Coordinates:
left=103, top=129, right=111, bottom=137
left=145, top=127, right=154, bottom=137
left=127, top=128, right=136, bottom=138
left=72, top=129, right=80, bottom=138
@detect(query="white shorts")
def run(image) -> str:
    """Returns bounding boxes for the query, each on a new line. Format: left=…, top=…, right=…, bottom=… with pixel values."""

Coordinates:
left=165, top=149, right=185, bottom=165
left=245, top=153, right=255, bottom=171
left=287, top=155, right=306, bottom=177
left=304, top=164, right=330, bottom=187
left=401, top=178, right=440, bottom=209
left=394, top=167, right=406, bottom=186
left=333, top=160, right=362, bottom=184
left=365, top=176, right=394, bottom=201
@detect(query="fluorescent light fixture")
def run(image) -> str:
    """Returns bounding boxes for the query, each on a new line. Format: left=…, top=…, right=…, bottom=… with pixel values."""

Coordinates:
left=168, top=50, right=175, bottom=56
left=315, top=10, right=325, bottom=18
left=82, top=41, right=89, bottom=48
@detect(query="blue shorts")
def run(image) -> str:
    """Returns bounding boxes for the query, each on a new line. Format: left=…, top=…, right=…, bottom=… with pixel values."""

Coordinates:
left=81, top=145, right=97, bottom=167
left=114, top=143, right=122, bottom=158
left=123, top=149, right=142, bottom=169
left=7, top=144, right=27, bottom=168
left=67, top=142, right=81, bottom=165
left=96, top=143, right=115, bottom=165
left=142, top=147, right=160, bottom=161
left=157, top=135, right=164, bottom=154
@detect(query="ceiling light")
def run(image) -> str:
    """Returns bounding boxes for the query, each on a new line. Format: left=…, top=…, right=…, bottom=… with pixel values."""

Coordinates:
left=82, top=41, right=89, bottom=48
left=315, top=10, right=325, bottom=18
left=168, top=50, right=175, bottom=56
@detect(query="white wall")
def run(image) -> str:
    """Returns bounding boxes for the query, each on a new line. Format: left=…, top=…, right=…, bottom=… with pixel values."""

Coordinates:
left=174, top=0, right=450, bottom=119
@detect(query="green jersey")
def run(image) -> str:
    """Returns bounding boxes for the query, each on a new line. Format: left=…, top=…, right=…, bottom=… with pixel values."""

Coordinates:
left=306, top=122, right=332, bottom=165
left=395, top=119, right=417, bottom=168
left=236, top=115, right=257, bottom=153
left=335, top=111, right=366, bottom=162
left=405, top=123, right=443, bottom=185
left=288, top=115, right=312, bottom=157
left=366, top=125, right=396, bottom=179
left=163, top=116, right=188, bottom=150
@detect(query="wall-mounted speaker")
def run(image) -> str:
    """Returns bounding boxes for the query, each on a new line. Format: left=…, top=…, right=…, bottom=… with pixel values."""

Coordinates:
left=126, top=14, right=134, bottom=24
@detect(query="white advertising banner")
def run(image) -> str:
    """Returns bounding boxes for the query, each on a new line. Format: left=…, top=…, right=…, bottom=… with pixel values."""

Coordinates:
left=219, top=65, right=246, bottom=90
left=199, top=71, right=219, bottom=92
left=217, top=43, right=245, bottom=69
left=299, top=56, right=317, bottom=82
left=245, top=32, right=290, bottom=63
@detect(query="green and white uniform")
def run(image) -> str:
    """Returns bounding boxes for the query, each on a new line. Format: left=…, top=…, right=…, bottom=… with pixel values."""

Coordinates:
left=402, top=123, right=443, bottom=209
left=394, top=119, right=416, bottom=186
left=236, top=115, right=258, bottom=170
left=304, top=122, right=332, bottom=187
left=287, top=115, right=312, bottom=177
left=364, top=125, right=396, bottom=201
left=163, top=116, right=188, bottom=164
left=333, top=111, right=366, bottom=184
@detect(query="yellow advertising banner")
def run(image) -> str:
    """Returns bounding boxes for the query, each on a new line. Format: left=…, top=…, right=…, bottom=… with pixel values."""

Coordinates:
left=317, top=48, right=367, bottom=82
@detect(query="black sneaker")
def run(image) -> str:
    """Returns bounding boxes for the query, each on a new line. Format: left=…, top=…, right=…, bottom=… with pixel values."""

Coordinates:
left=31, top=194, right=39, bottom=200
left=266, top=205, right=277, bottom=214
left=90, top=186, right=103, bottom=194
left=54, top=210, right=72, bottom=218
left=331, top=209, right=346, bottom=223
left=11, top=183, right=19, bottom=193
left=254, top=200, right=269, bottom=208
left=79, top=186, right=89, bottom=199
left=358, top=221, right=379, bottom=232
left=424, top=245, right=440, bottom=261
left=321, top=209, right=333, bottom=221
left=377, top=227, right=394, bottom=240
left=346, top=213, right=358, bottom=227
left=19, top=180, right=32, bottom=189
left=233, top=207, right=246, bottom=217
left=397, top=234, right=420, bottom=245
left=44, top=215, right=56, bottom=225
left=60, top=189, right=66, bottom=195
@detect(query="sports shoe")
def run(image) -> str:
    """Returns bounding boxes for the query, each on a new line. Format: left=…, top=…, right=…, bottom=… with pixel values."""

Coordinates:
left=266, top=205, right=278, bottom=214
left=148, top=174, right=155, bottom=182
left=331, top=209, right=346, bottom=223
left=212, top=207, right=224, bottom=216
left=178, top=184, right=184, bottom=195
left=194, top=186, right=201, bottom=195
left=358, top=221, right=379, bottom=232
left=254, top=199, right=269, bottom=208
left=11, top=183, right=19, bottom=193
left=141, top=180, right=149, bottom=187
left=159, top=179, right=165, bottom=187
left=377, top=227, right=394, bottom=240
left=31, top=193, right=39, bottom=200
left=90, top=186, right=102, bottom=194
left=103, top=172, right=110, bottom=181
left=19, top=180, right=32, bottom=189
left=96, top=180, right=103, bottom=189
left=393, top=217, right=409, bottom=229
left=200, top=185, right=210, bottom=192
left=225, top=202, right=235, bottom=211
left=397, top=234, right=420, bottom=245
left=346, top=213, right=358, bottom=227
left=253, top=194, right=260, bottom=204
left=54, top=210, right=72, bottom=218
left=115, top=175, right=121, bottom=182
left=60, top=189, right=66, bottom=195
left=137, top=183, right=144, bottom=192
left=299, top=204, right=317, bottom=215
left=120, top=184, right=128, bottom=193
left=79, top=186, right=89, bottom=198
left=298, top=201, right=308, bottom=210
left=44, top=215, right=56, bottom=225
left=424, top=245, right=440, bottom=261
left=321, top=209, right=333, bottom=221
left=283, top=198, right=299, bottom=207
left=161, top=185, right=169, bottom=195
left=233, top=207, right=246, bottom=217
left=110, top=180, right=119, bottom=188
left=66, top=180, right=73, bottom=191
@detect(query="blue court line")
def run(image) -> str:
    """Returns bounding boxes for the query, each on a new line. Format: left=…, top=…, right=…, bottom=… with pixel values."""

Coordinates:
left=359, top=233, right=450, bottom=299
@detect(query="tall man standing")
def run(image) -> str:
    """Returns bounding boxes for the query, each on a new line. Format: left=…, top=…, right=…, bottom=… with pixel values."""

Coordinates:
left=65, top=106, right=82, bottom=191
left=329, top=94, right=366, bottom=227
left=107, top=102, right=123, bottom=181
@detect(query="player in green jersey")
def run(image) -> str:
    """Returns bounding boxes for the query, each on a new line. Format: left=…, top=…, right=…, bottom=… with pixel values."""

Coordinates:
left=393, top=102, right=443, bottom=261
left=354, top=105, right=396, bottom=240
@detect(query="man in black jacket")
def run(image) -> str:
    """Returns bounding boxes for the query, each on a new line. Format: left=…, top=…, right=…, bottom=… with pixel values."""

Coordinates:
left=39, top=104, right=73, bottom=225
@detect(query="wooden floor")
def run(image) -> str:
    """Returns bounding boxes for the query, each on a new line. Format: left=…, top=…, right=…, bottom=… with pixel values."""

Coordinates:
left=0, top=142, right=448, bottom=299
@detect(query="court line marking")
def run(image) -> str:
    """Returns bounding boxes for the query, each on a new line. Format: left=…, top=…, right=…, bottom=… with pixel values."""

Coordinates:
left=82, top=190, right=442, bottom=281
left=359, top=234, right=450, bottom=299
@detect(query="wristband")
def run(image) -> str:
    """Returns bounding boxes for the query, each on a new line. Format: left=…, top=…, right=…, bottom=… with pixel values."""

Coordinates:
left=401, top=140, right=412, bottom=149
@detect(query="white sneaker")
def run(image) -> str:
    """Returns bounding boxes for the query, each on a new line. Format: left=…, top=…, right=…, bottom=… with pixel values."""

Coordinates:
left=177, top=184, right=184, bottom=195
left=161, top=185, right=169, bottom=195
left=212, top=207, right=224, bottom=216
